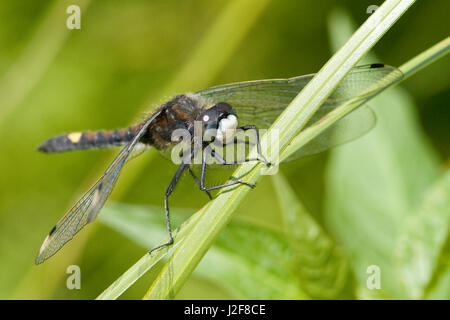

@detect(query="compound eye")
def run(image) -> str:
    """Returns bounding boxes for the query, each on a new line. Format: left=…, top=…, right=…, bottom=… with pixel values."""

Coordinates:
left=200, top=110, right=219, bottom=132
left=200, top=107, right=219, bottom=123
left=215, top=102, right=234, bottom=118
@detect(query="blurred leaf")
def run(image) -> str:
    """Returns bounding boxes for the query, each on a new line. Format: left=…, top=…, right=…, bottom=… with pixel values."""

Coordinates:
left=426, top=252, right=450, bottom=299
left=271, top=173, right=355, bottom=299
left=0, top=0, right=91, bottom=126
left=99, top=203, right=192, bottom=249
left=198, top=225, right=307, bottom=299
left=97, top=204, right=202, bottom=300
left=99, top=202, right=307, bottom=299
left=396, top=169, right=450, bottom=298
left=325, top=8, right=440, bottom=299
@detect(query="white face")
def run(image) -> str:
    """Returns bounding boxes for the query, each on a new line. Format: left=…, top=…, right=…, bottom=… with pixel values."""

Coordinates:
left=215, top=114, right=238, bottom=144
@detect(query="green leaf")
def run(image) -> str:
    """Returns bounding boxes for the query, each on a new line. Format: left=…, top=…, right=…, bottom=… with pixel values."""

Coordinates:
left=324, top=8, right=442, bottom=299
left=0, top=0, right=91, bottom=125
left=196, top=220, right=308, bottom=299
left=426, top=256, right=450, bottom=299
left=96, top=204, right=202, bottom=300
left=396, top=170, right=450, bottom=298
left=98, top=203, right=307, bottom=299
left=271, top=173, right=355, bottom=299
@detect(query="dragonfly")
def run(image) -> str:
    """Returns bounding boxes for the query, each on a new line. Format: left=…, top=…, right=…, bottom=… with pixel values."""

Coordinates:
left=35, top=63, right=402, bottom=264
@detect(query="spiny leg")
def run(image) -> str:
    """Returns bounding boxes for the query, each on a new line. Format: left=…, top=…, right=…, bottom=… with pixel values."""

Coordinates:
left=197, top=126, right=272, bottom=191
left=212, top=133, right=270, bottom=166
left=188, top=167, right=212, bottom=200
left=237, top=125, right=271, bottom=166
left=199, top=144, right=255, bottom=192
left=234, top=137, right=253, bottom=145
left=210, top=147, right=259, bottom=166
left=149, top=163, right=188, bottom=254
left=210, top=125, right=270, bottom=166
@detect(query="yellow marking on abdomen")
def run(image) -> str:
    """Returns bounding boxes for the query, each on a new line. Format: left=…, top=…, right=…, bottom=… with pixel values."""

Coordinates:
left=68, top=132, right=83, bottom=143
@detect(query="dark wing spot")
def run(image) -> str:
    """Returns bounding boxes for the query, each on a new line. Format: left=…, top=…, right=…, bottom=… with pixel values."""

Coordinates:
left=370, top=63, right=385, bottom=68
left=49, top=225, right=57, bottom=236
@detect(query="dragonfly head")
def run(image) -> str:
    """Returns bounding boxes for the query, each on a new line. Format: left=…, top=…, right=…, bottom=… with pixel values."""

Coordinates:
left=198, top=102, right=238, bottom=144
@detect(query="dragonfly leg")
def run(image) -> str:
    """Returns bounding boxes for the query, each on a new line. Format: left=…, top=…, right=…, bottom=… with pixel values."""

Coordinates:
left=199, top=145, right=255, bottom=192
left=210, top=147, right=260, bottom=166
left=237, top=125, right=271, bottom=166
left=188, top=167, right=213, bottom=200
left=211, top=127, right=270, bottom=166
left=234, top=137, right=254, bottom=145
left=149, top=163, right=188, bottom=254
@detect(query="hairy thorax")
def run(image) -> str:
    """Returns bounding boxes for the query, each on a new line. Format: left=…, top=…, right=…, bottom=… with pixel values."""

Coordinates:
left=142, top=94, right=207, bottom=151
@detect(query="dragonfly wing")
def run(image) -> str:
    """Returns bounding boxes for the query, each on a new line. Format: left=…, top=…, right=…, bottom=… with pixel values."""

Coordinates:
left=284, top=105, right=376, bottom=161
left=197, top=64, right=402, bottom=156
left=35, top=112, right=160, bottom=264
left=197, top=70, right=311, bottom=129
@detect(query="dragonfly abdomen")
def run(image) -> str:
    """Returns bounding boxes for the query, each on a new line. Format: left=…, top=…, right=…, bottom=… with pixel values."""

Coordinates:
left=37, top=127, right=140, bottom=153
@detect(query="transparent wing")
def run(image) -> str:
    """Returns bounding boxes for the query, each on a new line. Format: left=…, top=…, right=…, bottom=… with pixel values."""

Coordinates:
left=197, top=64, right=402, bottom=159
left=284, top=105, right=376, bottom=161
left=35, top=111, right=161, bottom=264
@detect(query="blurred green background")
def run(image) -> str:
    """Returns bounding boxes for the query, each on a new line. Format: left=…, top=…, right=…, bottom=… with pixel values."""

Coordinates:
left=0, top=0, right=448, bottom=299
